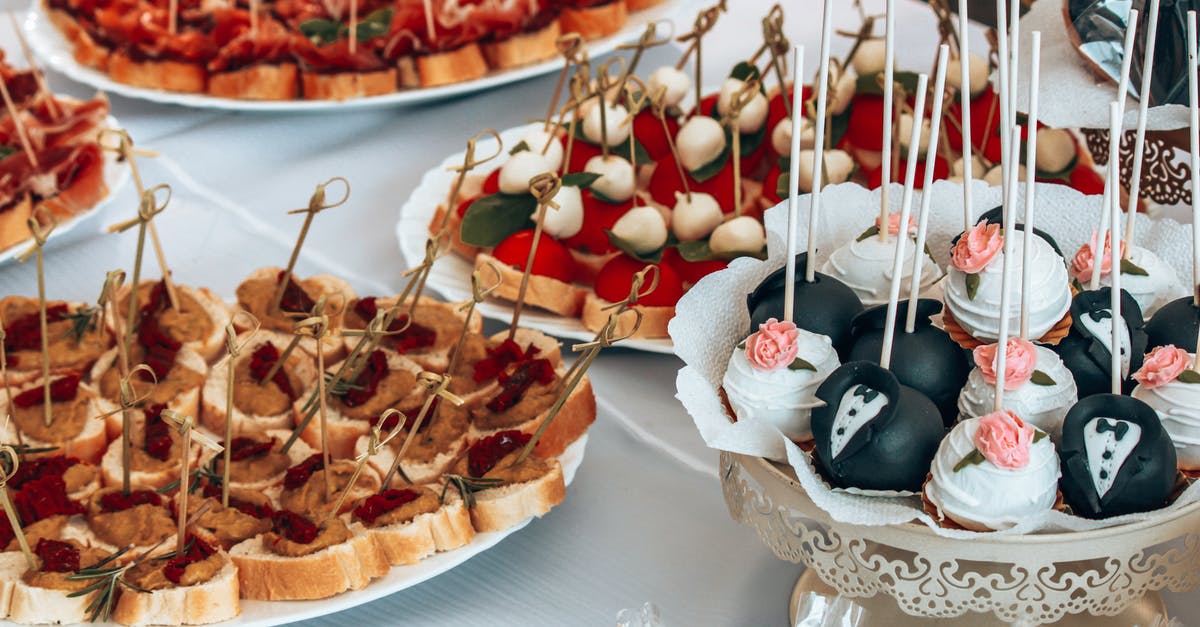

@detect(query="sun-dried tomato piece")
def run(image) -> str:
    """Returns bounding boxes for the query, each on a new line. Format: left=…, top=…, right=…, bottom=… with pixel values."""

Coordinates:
left=467, top=430, right=532, bottom=477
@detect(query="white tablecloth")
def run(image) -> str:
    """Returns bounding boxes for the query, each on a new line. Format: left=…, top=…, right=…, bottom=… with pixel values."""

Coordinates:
left=2, top=0, right=1196, bottom=624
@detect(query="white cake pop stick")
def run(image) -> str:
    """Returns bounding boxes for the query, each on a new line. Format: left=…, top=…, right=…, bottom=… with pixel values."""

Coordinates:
left=995, top=126, right=1022, bottom=410
left=879, top=73, right=929, bottom=369
left=1008, top=0, right=1020, bottom=139
left=805, top=0, right=835, bottom=284
left=905, top=45, right=950, bottom=334
left=1091, top=104, right=1124, bottom=291
left=878, top=0, right=897, bottom=243
left=784, top=45, right=806, bottom=323
left=1020, top=32, right=1041, bottom=340
left=996, top=0, right=1011, bottom=199
left=1189, top=11, right=1199, bottom=307
left=958, top=0, right=974, bottom=230
left=1115, top=8, right=1141, bottom=119
left=1123, top=0, right=1162, bottom=254
left=1108, top=102, right=1124, bottom=395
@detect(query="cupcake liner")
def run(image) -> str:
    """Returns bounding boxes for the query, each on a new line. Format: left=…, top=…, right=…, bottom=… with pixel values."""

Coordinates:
left=941, top=306, right=1072, bottom=350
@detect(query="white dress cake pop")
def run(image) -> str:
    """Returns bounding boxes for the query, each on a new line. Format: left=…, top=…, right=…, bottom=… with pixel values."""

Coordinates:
left=819, top=212, right=945, bottom=307
left=1131, top=344, right=1200, bottom=470
left=723, top=318, right=840, bottom=441
left=1069, top=233, right=1187, bottom=317
left=957, top=338, right=1078, bottom=436
left=924, top=410, right=1060, bottom=531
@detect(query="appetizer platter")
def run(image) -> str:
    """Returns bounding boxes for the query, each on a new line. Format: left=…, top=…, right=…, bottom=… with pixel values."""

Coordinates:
left=23, top=0, right=683, bottom=111
left=677, top=0, right=1200, bottom=621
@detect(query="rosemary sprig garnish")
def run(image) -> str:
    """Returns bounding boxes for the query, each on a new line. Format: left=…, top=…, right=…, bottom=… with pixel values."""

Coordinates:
left=66, top=545, right=141, bottom=623
left=63, top=305, right=101, bottom=344
left=155, top=465, right=221, bottom=495
left=440, top=474, right=503, bottom=509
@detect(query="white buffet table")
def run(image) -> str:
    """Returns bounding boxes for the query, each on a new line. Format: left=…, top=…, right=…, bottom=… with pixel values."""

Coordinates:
left=1, top=0, right=1196, bottom=624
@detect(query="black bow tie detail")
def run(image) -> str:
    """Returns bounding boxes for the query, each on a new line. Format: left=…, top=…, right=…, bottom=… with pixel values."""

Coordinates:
left=1096, top=418, right=1129, bottom=440
left=1088, top=309, right=1113, bottom=323
left=852, top=385, right=880, bottom=403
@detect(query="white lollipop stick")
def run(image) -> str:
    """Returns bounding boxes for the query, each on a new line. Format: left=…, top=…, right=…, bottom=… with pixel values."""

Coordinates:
left=784, top=45, right=806, bottom=323
left=958, top=0, right=974, bottom=230
left=997, top=0, right=1011, bottom=198
left=806, top=0, right=835, bottom=284
left=1009, top=0, right=1020, bottom=139
left=1109, top=102, right=1124, bottom=395
left=879, top=0, right=897, bottom=243
left=1020, top=32, right=1041, bottom=340
left=905, top=45, right=950, bottom=334
left=995, top=126, right=1022, bottom=410
left=879, top=73, right=928, bottom=369
left=1190, top=11, right=1200, bottom=307
left=1092, top=104, right=1124, bottom=291
left=1124, top=0, right=1162, bottom=254
left=1115, top=8, right=1141, bottom=120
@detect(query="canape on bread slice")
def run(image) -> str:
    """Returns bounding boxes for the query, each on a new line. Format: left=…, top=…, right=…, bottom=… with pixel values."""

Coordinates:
left=397, top=45, right=489, bottom=89
left=581, top=293, right=673, bottom=338
left=301, top=68, right=398, bottom=100
left=179, top=486, right=274, bottom=550
left=298, top=349, right=426, bottom=458
left=211, top=430, right=317, bottom=493
left=229, top=511, right=388, bottom=600
left=268, top=455, right=382, bottom=521
left=113, top=534, right=240, bottom=626
left=108, top=52, right=208, bottom=94
left=113, top=280, right=232, bottom=362
left=447, top=327, right=564, bottom=398
left=209, top=64, right=299, bottom=100
left=347, top=485, right=473, bottom=565
left=451, top=430, right=565, bottom=532
left=481, top=15, right=562, bottom=70
left=0, top=374, right=108, bottom=464
left=91, top=345, right=207, bottom=441
left=475, top=251, right=587, bottom=317
left=354, top=399, right=469, bottom=485
left=43, top=9, right=110, bottom=70
left=341, top=295, right=483, bottom=373
left=580, top=255, right=685, bottom=339
left=200, top=333, right=317, bottom=435
left=207, top=16, right=300, bottom=101
left=6, top=539, right=107, bottom=625
left=83, top=488, right=177, bottom=553
left=0, top=194, right=33, bottom=254
left=0, top=296, right=112, bottom=384
left=234, top=267, right=354, bottom=360
left=3, top=455, right=99, bottom=528
left=559, top=0, right=628, bottom=39
left=98, top=405, right=201, bottom=490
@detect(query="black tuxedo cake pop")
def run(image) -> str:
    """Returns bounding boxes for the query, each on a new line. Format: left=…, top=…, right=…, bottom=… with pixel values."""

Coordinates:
left=747, top=253, right=864, bottom=358
left=845, top=299, right=971, bottom=427
left=810, top=361, right=944, bottom=492
left=1052, top=288, right=1148, bottom=398
left=1059, top=394, right=1177, bottom=519
left=1145, top=296, right=1200, bottom=352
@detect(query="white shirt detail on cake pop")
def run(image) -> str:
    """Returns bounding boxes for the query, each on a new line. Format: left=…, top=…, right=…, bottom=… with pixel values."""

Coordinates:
left=944, top=230, right=1072, bottom=341
left=925, top=417, right=1060, bottom=530
left=1077, top=309, right=1132, bottom=378
left=1093, top=245, right=1187, bottom=317
left=820, top=235, right=945, bottom=306
left=957, top=345, right=1078, bottom=436
left=828, top=386, right=888, bottom=459
left=1083, top=417, right=1141, bottom=499
left=722, top=329, right=840, bottom=441
left=1134, top=375, right=1200, bottom=469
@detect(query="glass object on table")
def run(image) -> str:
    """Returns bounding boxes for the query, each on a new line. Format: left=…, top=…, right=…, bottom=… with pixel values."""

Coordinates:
left=616, top=602, right=662, bottom=627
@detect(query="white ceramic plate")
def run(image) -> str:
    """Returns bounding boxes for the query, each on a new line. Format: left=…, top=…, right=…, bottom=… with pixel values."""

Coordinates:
left=0, top=114, right=132, bottom=264
left=396, top=124, right=675, bottom=354
left=23, top=1, right=683, bottom=112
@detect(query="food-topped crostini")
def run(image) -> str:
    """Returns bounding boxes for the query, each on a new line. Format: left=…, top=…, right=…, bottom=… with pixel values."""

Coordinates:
left=112, top=280, right=232, bottom=363
left=1, top=296, right=112, bottom=384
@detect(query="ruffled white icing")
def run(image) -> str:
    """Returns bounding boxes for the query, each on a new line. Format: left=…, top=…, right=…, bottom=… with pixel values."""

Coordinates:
left=1133, top=374, right=1200, bottom=470
left=944, top=230, right=1072, bottom=341
left=1094, top=245, right=1187, bottom=317
left=1083, top=417, right=1141, bottom=498
left=957, top=345, right=1078, bottom=437
left=722, top=330, right=840, bottom=441
left=819, top=234, right=946, bottom=306
left=925, top=417, right=1060, bottom=531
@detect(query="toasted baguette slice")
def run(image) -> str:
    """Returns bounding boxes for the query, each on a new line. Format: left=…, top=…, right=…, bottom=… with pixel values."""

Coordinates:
left=112, top=555, right=240, bottom=626
left=470, top=459, right=565, bottom=532
left=235, top=267, right=354, bottom=360
left=569, top=249, right=620, bottom=285
left=354, top=417, right=467, bottom=486
left=7, top=576, right=97, bottom=625
left=0, top=551, right=26, bottom=617
left=45, top=8, right=110, bottom=70
left=220, top=429, right=317, bottom=493
left=209, top=64, right=299, bottom=100
left=470, top=367, right=594, bottom=459
left=475, top=253, right=587, bottom=317
left=342, top=295, right=484, bottom=373
left=108, top=53, right=207, bottom=93
left=200, top=332, right=316, bottom=436
left=408, top=45, right=489, bottom=88
left=113, top=283, right=232, bottom=363
left=301, top=69, right=396, bottom=100
left=0, top=194, right=33, bottom=256
left=559, top=1, right=628, bottom=39
left=581, top=291, right=673, bottom=339
left=352, top=493, right=473, bottom=565
left=229, top=528, right=388, bottom=600
left=89, top=345, right=206, bottom=441
left=481, top=21, right=562, bottom=69
left=0, top=382, right=108, bottom=465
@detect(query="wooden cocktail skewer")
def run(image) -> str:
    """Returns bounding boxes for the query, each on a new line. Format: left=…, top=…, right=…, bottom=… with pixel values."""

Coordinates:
left=98, top=271, right=129, bottom=376
left=98, top=365, right=156, bottom=494
left=326, top=408, right=406, bottom=522
left=783, top=45, right=805, bottom=323
left=220, top=313, right=258, bottom=508
left=441, top=130, right=502, bottom=234
left=507, top=173, right=561, bottom=340
left=1019, top=33, right=1042, bottom=340
left=1091, top=103, right=1125, bottom=291
left=292, top=302, right=334, bottom=499
left=0, top=445, right=34, bottom=569
left=1123, top=0, right=1163, bottom=256
left=994, top=125, right=1023, bottom=410
left=0, top=78, right=37, bottom=169
left=594, top=58, right=626, bottom=159
left=543, top=35, right=584, bottom=135
left=649, top=87, right=691, bottom=201
left=270, top=177, right=350, bottom=314
left=879, top=72, right=929, bottom=369
left=0, top=318, right=11, bottom=425
left=380, top=373, right=464, bottom=488
left=674, top=1, right=726, bottom=110
left=7, top=14, right=61, bottom=121
left=349, top=0, right=358, bottom=55
left=877, top=0, right=896, bottom=243
left=805, top=0, right=835, bottom=284
left=905, top=46, right=950, bottom=333
left=560, top=65, right=590, bottom=175
left=725, top=78, right=761, bottom=218
left=161, top=410, right=223, bottom=554
left=168, top=0, right=178, bottom=36
left=16, top=207, right=55, bottom=427
left=956, top=0, right=973, bottom=230
left=760, top=9, right=792, bottom=119
left=422, top=0, right=436, bottom=48
left=250, top=0, right=259, bottom=36
left=109, top=185, right=172, bottom=361
left=1190, top=11, right=1199, bottom=310
left=615, top=21, right=671, bottom=93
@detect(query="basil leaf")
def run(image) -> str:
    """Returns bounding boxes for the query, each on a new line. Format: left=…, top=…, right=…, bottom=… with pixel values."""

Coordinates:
left=729, top=61, right=761, bottom=83
left=459, top=193, right=537, bottom=247
left=509, top=140, right=530, bottom=155
left=562, top=172, right=602, bottom=189
left=828, top=108, right=851, bottom=149
left=0, top=146, right=17, bottom=161
left=604, top=230, right=663, bottom=263
left=1120, top=257, right=1150, bottom=277
left=300, top=18, right=340, bottom=46
left=690, top=146, right=730, bottom=183
left=1030, top=370, right=1056, bottom=386
left=675, top=239, right=713, bottom=262
left=855, top=70, right=921, bottom=97
left=965, top=272, right=980, bottom=301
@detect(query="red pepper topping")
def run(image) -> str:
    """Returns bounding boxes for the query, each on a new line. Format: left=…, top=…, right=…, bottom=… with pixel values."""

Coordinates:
left=248, top=343, right=296, bottom=401
left=137, top=281, right=182, bottom=381
left=3, top=303, right=69, bottom=353
left=11, top=373, right=81, bottom=409
left=15, top=473, right=85, bottom=523
left=339, top=350, right=388, bottom=408
left=143, top=404, right=173, bottom=462
left=485, top=358, right=555, bottom=412
left=200, top=484, right=275, bottom=519
left=98, top=489, right=162, bottom=512
left=282, top=454, right=325, bottom=490
left=352, top=489, right=420, bottom=525
left=275, top=271, right=316, bottom=315
left=473, top=339, right=539, bottom=383
left=271, top=510, right=318, bottom=544
left=467, top=430, right=532, bottom=477
left=35, top=538, right=79, bottom=573
left=163, top=535, right=217, bottom=584
left=226, top=437, right=275, bottom=462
